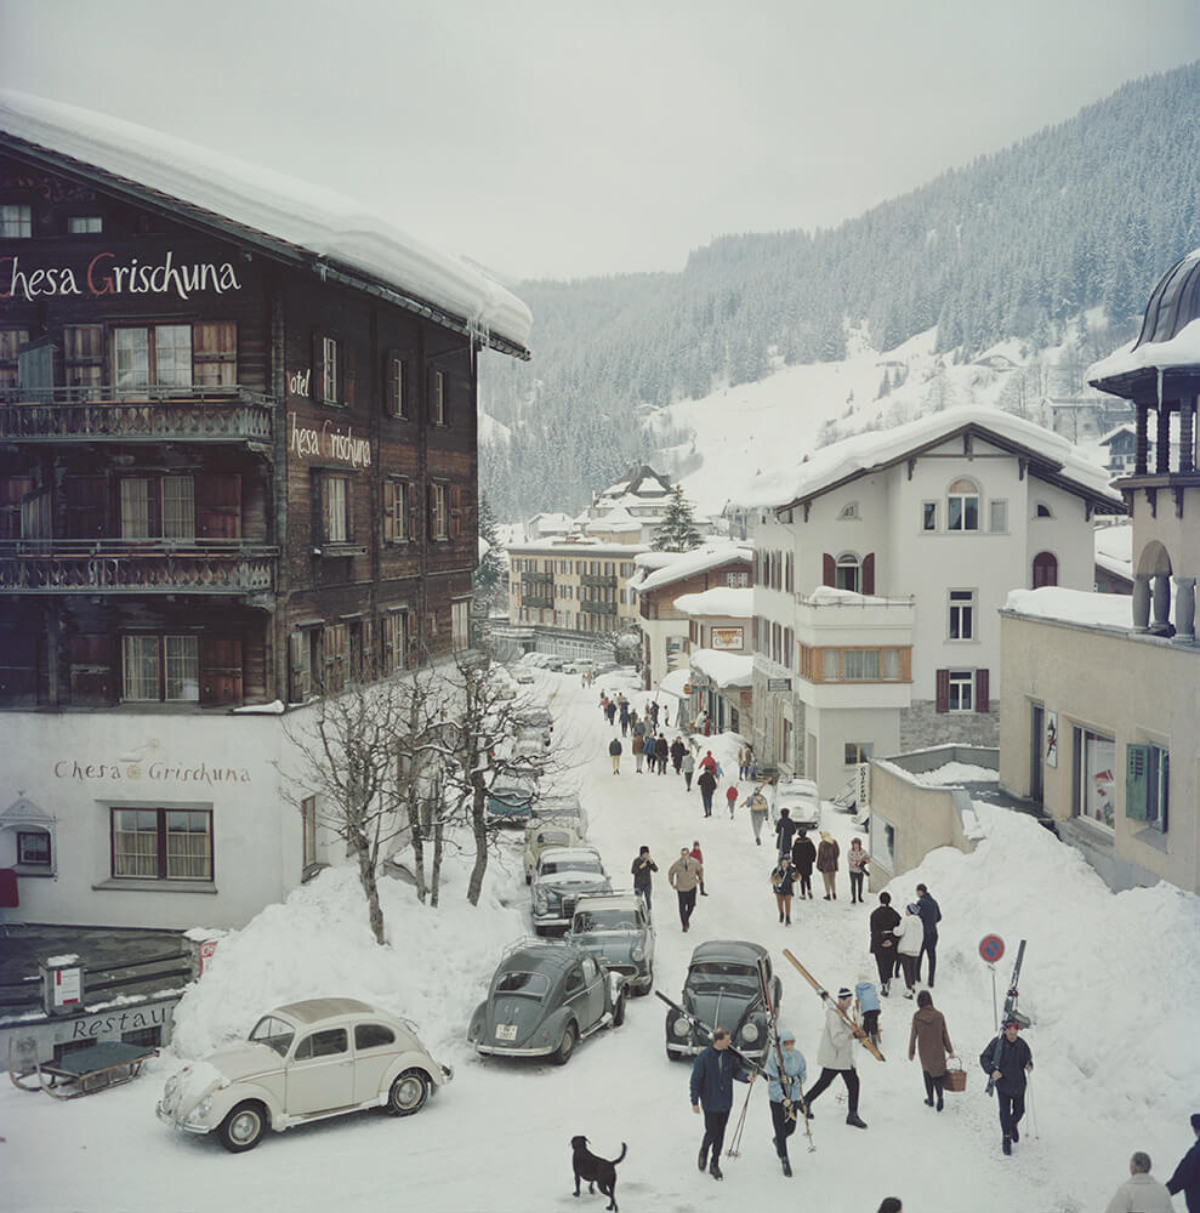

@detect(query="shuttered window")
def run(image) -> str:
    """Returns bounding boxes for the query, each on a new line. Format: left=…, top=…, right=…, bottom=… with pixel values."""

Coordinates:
left=383, top=479, right=409, bottom=542
left=1126, top=743, right=1169, bottom=830
left=193, top=322, right=238, bottom=387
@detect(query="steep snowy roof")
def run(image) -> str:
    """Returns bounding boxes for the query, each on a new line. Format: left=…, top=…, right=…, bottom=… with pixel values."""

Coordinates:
left=690, top=649, right=754, bottom=688
left=1003, top=587, right=1132, bottom=629
left=734, top=405, right=1122, bottom=511
left=1093, top=523, right=1133, bottom=581
left=506, top=536, right=647, bottom=556
left=634, top=543, right=752, bottom=594
left=1098, top=423, right=1136, bottom=445
left=0, top=89, right=531, bottom=357
left=673, top=587, right=753, bottom=618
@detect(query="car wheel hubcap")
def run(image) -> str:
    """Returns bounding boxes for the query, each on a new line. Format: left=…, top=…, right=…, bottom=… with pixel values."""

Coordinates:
left=395, top=1078, right=422, bottom=1109
left=231, top=1111, right=259, bottom=1143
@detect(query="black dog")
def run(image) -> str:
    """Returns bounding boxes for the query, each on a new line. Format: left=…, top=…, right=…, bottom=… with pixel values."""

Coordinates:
left=571, top=1135, right=627, bottom=1212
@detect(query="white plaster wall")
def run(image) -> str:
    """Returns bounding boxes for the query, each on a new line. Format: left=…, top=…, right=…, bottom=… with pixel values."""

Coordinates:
left=805, top=703, right=901, bottom=798
left=0, top=710, right=300, bottom=929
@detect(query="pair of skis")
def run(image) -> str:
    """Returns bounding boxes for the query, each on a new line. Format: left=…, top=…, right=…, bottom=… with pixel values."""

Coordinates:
left=755, top=954, right=816, bottom=1155
left=782, top=949, right=887, bottom=1063
left=985, top=939, right=1028, bottom=1097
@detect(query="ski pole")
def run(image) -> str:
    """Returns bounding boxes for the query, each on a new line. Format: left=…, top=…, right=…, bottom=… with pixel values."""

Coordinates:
left=1025, top=1072, right=1038, bottom=1140
left=726, top=1069, right=757, bottom=1158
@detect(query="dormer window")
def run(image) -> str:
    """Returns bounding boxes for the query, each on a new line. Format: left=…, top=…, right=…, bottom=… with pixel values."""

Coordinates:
left=838, top=501, right=859, bottom=520
left=947, top=478, right=979, bottom=532
left=67, top=216, right=103, bottom=234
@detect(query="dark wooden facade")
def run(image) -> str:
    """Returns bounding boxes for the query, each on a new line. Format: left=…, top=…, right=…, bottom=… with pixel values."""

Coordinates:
left=0, top=138, right=488, bottom=712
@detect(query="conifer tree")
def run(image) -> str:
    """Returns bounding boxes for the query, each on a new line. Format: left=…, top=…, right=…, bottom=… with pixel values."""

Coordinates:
left=473, top=492, right=504, bottom=611
left=651, top=485, right=702, bottom=552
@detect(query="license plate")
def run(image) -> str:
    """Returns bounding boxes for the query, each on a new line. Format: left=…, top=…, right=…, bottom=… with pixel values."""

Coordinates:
left=495, top=1024, right=518, bottom=1041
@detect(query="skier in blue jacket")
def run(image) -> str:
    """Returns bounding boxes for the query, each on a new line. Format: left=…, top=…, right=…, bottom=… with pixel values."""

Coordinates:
left=765, top=1027, right=807, bottom=1177
left=690, top=1028, right=751, bottom=1181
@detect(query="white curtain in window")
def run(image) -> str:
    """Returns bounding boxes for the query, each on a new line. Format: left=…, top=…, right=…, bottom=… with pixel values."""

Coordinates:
left=122, top=635, right=159, bottom=699
left=162, top=477, right=194, bottom=540
left=120, top=478, right=151, bottom=539
left=155, top=325, right=193, bottom=387
left=164, top=636, right=199, bottom=701
left=167, top=810, right=211, bottom=879
left=114, top=329, right=150, bottom=390
left=113, top=809, right=158, bottom=877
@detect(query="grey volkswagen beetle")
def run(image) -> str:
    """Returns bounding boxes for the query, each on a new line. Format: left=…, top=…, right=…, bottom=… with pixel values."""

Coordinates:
left=664, top=940, right=780, bottom=1063
left=569, top=892, right=655, bottom=995
left=467, top=940, right=626, bottom=1066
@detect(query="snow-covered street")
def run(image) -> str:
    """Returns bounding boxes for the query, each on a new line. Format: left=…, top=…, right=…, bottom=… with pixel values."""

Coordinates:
left=3, top=666, right=1197, bottom=1213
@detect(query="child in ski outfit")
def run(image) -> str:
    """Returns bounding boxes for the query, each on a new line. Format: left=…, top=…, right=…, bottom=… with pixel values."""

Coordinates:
left=855, top=977, right=882, bottom=1047
left=765, top=1027, right=807, bottom=1177
left=725, top=784, right=739, bottom=818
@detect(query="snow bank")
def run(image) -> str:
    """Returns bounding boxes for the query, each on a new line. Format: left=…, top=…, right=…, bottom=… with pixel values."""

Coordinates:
left=1005, top=586, right=1133, bottom=628
left=673, top=586, right=753, bottom=617
left=905, top=761, right=999, bottom=786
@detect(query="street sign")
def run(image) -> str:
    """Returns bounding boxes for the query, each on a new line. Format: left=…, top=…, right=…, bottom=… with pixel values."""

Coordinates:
left=766, top=678, right=792, bottom=692
left=978, top=934, right=1005, bottom=963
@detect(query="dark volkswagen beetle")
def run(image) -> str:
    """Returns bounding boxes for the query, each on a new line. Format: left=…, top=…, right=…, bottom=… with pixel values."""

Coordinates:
left=468, top=941, right=626, bottom=1066
left=664, top=940, right=780, bottom=1063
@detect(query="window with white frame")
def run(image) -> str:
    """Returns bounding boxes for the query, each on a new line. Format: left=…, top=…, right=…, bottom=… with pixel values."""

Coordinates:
left=989, top=499, right=1008, bottom=532
left=383, top=479, right=408, bottom=542
left=382, top=609, right=410, bottom=673
left=0, top=204, right=32, bottom=238
left=835, top=552, right=860, bottom=592
left=430, top=370, right=447, bottom=425
left=115, top=325, right=193, bottom=390
left=947, top=478, right=980, bottom=532
left=947, top=669, right=974, bottom=712
left=17, top=829, right=52, bottom=867
left=301, top=796, right=318, bottom=870
left=67, top=216, right=103, bottom=234
left=122, top=635, right=199, bottom=702
left=922, top=501, right=938, bottom=532
left=452, top=600, right=470, bottom=650
left=324, top=476, right=349, bottom=543
left=948, top=589, right=977, bottom=640
left=1075, top=727, right=1115, bottom=829
left=111, top=808, right=212, bottom=881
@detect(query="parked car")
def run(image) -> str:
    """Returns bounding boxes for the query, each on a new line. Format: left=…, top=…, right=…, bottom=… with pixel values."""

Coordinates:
left=514, top=670, right=536, bottom=685
left=528, top=793, right=589, bottom=839
left=524, top=820, right=585, bottom=883
left=531, top=846, right=611, bottom=933
left=156, top=998, right=451, bottom=1153
left=517, top=707, right=554, bottom=732
left=772, top=777, right=822, bottom=830
left=569, top=892, right=654, bottom=994
left=467, top=941, right=625, bottom=1064
left=487, top=774, right=539, bottom=827
left=664, top=941, right=780, bottom=1063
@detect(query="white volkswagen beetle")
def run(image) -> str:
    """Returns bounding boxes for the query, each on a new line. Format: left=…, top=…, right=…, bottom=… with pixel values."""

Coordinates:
left=156, top=998, right=451, bottom=1152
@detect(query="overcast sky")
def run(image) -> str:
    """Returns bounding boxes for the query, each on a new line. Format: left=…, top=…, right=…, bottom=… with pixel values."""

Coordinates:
left=2, top=0, right=1199, bottom=282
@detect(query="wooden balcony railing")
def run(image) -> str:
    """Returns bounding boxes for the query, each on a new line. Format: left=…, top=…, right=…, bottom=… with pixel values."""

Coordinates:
left=0, top=385, right=275, bottom=443
left=0, top=540, right=279, bottom=595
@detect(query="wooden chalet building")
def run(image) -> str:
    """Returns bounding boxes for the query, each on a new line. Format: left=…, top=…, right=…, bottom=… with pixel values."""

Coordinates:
left=0, top=94, right=530, bottom=929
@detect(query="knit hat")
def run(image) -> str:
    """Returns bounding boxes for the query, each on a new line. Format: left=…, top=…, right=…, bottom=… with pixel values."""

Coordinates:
left=1003, top=1018, right=1021, bottom=1030
left=907, top=902, right=921, bottom=914
left=837, top=987, right=853, bottom=1000
left=778, top=1027, right=797, bottom=1044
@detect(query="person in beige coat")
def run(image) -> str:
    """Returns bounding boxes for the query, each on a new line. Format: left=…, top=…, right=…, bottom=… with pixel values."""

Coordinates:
left=801, top=988, right=868, bottom=1129
left=668, top=846, right=703, bottom=933
left=817, top=832, right=840, bottom=900
left=908, top=989, right=955, bottom=1111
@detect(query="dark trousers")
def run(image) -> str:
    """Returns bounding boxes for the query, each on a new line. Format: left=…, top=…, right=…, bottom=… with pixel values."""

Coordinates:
left=636, top=885, right=652, bottom=914
left=874, top=948, right=895, bottom=986
left=804, top=1067, right=859, bottom=1116
left=701, top=790, right=714, bottom=815
left=700, top=1109, right=731, bottom=1161
left=685, top=771, right=694, bottom=791
left=849, top=871, right=864, bottom=902
left=919, top=938, right=938, bottom=986
left=923, top=1071, right=945, bottom=1105
left=798, top=872, right=812, bottom=898
left=997, top=1089, right=1025, bottom=1139
left=770, top=1098, right=797, bottom=1158
left=677, top=887, right=697, bottom=928
left=899, top=952, right=919, bottom=989
left=861, top=1009, right=880, bottom=1042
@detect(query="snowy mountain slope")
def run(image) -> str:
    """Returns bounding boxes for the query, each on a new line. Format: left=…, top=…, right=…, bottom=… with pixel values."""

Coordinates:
left=5, top=671, right=1196, bottom=1213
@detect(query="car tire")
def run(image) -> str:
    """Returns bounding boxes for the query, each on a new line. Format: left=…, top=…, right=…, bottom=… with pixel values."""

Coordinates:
left=387, top=1068, right=430, bottom=1117
left=665, top=1042, right=679, bottom=1062
left=217, top=1101, right=268, bottom=1153
left=612, top=992, right=626, bottom=1028
left=550, top=1021, right=577, bottom=1066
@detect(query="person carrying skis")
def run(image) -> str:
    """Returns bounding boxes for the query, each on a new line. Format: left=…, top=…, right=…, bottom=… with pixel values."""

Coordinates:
left=802, top=987, right=868, bottom=1129
left=775, top=807, right=798, bottom=858
left=770, top=855, right=797, bottom=925
left=895, top=903, right=924, bottom=997
left=868, top=891, right=901, bottom=994
left=697, top=766, right=718, bottom=817
left=817, top=831, right=840, bottom=899
left=690, top=1027, right=752, bottom=1181
left=915, top=883, right=942, bottom=987
left=791, top=827, right=816, bottom=898
left=608, top=736, right=622, bottom=774
left=908, top=989, right=954, bottom=1111
left=979, top=1019, right=1033, bottom=1155
left=745, top=786, right=771, bottom=846
left=765, top=1027, right=807, bottom=1178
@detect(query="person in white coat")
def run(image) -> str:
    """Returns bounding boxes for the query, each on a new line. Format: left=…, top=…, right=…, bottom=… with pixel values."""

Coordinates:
left=1104, top=1152, right=1175, bottom=1213
left=895, top=903, right=925, bottom=998
left=801, top=988, right=868, bottom=1129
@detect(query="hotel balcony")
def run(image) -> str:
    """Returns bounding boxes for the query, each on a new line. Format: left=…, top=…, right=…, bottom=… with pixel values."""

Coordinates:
left=0, top=385, right=275, bottom=445
left=0, top=539, right=278, bottom=595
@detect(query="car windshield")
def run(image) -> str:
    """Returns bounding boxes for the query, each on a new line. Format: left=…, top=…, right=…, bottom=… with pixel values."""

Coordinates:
left=537, top=832, right=571, bottom=848
left=494, top=971, right=551, bottom=999
left=688, top=962, right=759, bottom=987
left=574, top=909, right=637, bottom=932
left=249, top=1015, right=296, bottom=1056
left=541, top=858, right=601, bottom=875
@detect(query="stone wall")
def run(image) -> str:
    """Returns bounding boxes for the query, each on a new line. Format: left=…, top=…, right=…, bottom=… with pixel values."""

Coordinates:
left=900, top=700, right=1000, bottom=751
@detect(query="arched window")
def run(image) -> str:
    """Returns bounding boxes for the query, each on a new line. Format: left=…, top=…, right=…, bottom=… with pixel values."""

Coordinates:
left=835, top=552, right=860, bottom=592
left=838, top=501, right=859, bottom=520
left=1035, top=502, right=1053, bottom=518
left=947, top=478, right=980, bottom=532
left=1032, top=552, right=1058, bottom=588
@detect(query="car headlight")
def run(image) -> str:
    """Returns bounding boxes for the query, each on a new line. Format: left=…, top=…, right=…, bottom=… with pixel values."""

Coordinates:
left=672, top=1016, right=691, bottom=1037
left=184, top=1095, right=214, bottom=1126
left=535, top=894, right=548, bottom=912
left=630, top=944, right=645, bottom=962
left=164, top=1075, right=180, bottom=1101
left=740, top=1022, right=760, bottom=1044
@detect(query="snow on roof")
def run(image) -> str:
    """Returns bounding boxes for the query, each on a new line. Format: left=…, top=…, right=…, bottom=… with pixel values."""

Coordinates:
left=734, top=404, right=1121, bottom=510
left=659, top=669, right=692, bottom=697
left=1093, top=523, right=1133, bottom=579
left=634, top=543, right=752, bottom=594
left=1098, top=423, right=1136, bottom=445
left=1003, top=587, right=1132, bottom=629
left=0, top=89, right=531, bottom=356
left=673, top=587, right=753, bottom=617
left=690, top=648, right=754, bottom=688
left=528, top=512, right=574, bottom=529
left=506, top=536, right=647, bottom=556
left=1087, top=317, right=1200, bottom=384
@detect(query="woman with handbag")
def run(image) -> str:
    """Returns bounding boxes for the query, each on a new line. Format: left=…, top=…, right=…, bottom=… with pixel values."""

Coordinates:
left=908, top=989, right=955, bottom=1111
left=770, top=857, right=798, bottom=925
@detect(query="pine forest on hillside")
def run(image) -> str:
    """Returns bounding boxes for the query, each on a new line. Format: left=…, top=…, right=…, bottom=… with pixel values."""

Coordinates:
left=479, top=63, right=1200, bottom=521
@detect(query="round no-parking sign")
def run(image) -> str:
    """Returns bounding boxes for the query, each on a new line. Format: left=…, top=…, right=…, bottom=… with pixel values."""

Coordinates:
left=979, top=934, right=1005, bottom=963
